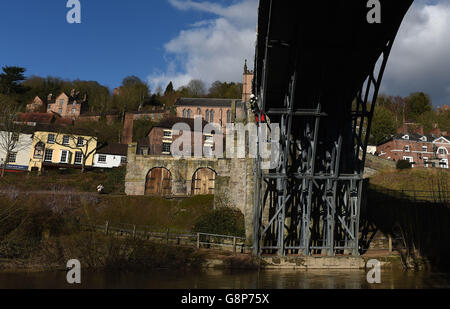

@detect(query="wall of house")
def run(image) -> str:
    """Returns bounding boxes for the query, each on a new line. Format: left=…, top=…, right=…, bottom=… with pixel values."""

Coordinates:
left=121, top=112, right=168, bottom=145
left=28, top=131, right=97, bottom=171
left=0, top=132, right=33, bottom=171
left=377, top=138, right=450, bottom=168
left=125, top=143, right=256, bottom=244
left=93, top=154, right=126, bottom=168
left=176, top=106, right=232, bottom=133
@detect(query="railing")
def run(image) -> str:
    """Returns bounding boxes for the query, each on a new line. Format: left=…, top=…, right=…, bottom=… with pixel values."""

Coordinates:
left=80, top=222, right=247, bottom=253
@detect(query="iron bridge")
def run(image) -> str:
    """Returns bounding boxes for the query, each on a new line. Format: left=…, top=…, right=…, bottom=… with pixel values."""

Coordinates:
left=252, top=0, right=414, bottom=256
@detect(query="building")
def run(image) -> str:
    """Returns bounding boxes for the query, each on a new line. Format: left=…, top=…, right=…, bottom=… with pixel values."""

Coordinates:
left=175, top=98, right=246, bottom=133
left=46, top=91, right=88, bottom=118
left=0, top=130, right=34, bottom=172
left=174, top=61, right=253, bottom=133
left=121, top=111, right=169, bottom=145
left=242, top=59, right=254, bottom=103
left=26, top=96, right=46, bottom=113
left=377, top=133, right=450, bottom=168
left=137, top=117, right=213, bottom=156
left=26, top=91, right=88, bottom=119
left=93, top=143, right=128, bottom=168
left=28, top=129, right=97, bottom=172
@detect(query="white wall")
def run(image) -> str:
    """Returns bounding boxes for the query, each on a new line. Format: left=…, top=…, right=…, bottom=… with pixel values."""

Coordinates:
left=0, top=132, right=33, bottom=171
left=93, top=154, right=126, bottom=168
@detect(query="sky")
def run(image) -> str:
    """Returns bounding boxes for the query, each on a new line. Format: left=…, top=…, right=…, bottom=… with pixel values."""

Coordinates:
left=0, top=0, right=449, bottom=107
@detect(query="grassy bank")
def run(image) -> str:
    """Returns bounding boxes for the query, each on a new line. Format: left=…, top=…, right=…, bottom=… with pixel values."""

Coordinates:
left=0, top=193, right=246, bottom=272
left=0, top=167, right=126, bottom=194
left=369, top=168, right=449, bottom=195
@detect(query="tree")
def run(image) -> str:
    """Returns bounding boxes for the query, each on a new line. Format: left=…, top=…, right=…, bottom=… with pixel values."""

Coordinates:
left=208, top=81, right=243, bottom=99
left=113, top=76, right=151, bottom=120
left=0, top=66, right=27, bottom=96
left=407, top=92, right=432, bottom=121
left=186, top=79, right=206, bottom=97
left=369, top=106, right=397, bottom=145
left=164, top=82, right=174, bottom=95
left=0, top=96, right=31, bottom=177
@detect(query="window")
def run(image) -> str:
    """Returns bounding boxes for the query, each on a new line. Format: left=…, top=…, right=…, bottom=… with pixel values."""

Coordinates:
left=62, top=136, right=70, bottom=145
left=76, top=137, right=84, bottom=146
left=47, top=105, right=52, bottom=111
left=58, top=108, right=63, bottom=114
left=120, top=156, right=127, bottom=164
left=404, top=145, right=410, bottom=152
left=187, top=109, right=191, bottom=118
left=33, top=142, right=45, bottom=159
left=183, top=109, right=186, bottom=117
left=197, top=108, right=201, bottom=115
left=60, top=150, right=69, bottom=164
left=73, top=101, right=77, bottom=106
left=59, top=99, right=64, bottom=106
left=98, top=155, right=107, bottom=163
left=162, top=143, right=171, bottom=154
left=205, top=110, right=210, bottom=121
left=210, top=110, right=214, bottom=122
left=7, top=152, right=17, bottom=163
left=47, top=134, right=55, bottom=144
left=423, top=157, right=429, bottom=168
left=422, top=146, right=428, bottom=152
left=227, top=110, right=231, bottom=123
left=44, top=149, right=53, bottom=162
left=74, top=152, right=83, bottom=165
left=12, top=133, right=19, bottom=142
left=72, top=108, right=76, bottom=114
left=163, top=130, right=172, bottom=137
left=439, top=148, right=447, bottom=155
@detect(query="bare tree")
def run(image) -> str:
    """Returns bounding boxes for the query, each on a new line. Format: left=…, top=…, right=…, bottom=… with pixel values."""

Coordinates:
left=33, top=131, right=100, bottom=174
left=0, top=96, right=31, bottom=177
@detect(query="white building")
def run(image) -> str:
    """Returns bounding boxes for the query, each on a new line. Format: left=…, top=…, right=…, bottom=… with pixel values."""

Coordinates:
left=0, top=131, right=33, bottom=172
left=93, top=143, right=128, bottom=169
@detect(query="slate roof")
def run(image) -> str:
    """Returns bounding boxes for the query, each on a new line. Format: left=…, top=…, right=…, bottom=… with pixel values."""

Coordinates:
left=96, top=143, right=128, bottom=156
left=175, top=98, right=242, bottom=108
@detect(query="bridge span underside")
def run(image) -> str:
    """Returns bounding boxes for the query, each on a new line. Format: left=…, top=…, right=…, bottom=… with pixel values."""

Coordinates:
left=253, top=0, right=413, bottom=256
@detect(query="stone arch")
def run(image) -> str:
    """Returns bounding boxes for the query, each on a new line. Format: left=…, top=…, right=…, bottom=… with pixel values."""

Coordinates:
left=145, top=167, right=172, bottom=196
left=191, top=167, right=217, bottom=195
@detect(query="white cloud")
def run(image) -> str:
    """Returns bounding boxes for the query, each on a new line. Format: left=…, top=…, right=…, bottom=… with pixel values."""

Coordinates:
left=382, top=1, right=450, bottom=107
left=148, top=0, right=258, bottom=91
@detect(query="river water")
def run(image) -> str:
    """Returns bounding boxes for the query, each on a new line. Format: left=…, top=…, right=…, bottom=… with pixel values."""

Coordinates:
left=1, top=269, right=450, bottom=289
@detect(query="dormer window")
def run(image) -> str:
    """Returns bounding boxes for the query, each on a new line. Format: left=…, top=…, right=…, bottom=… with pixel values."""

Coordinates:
left=420, top=136, right=427, bottom=142
left=402, top=135, right=409, bottom=140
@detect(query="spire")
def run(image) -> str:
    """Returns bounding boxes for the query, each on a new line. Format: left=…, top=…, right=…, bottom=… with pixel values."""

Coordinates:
left=244, top=59, right=248, bottom=74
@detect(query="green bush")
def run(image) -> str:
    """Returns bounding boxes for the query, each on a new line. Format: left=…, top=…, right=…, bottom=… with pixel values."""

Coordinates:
left=192, top=207, right=245, bottom=237
left=397, top=160, right=412, bottom=170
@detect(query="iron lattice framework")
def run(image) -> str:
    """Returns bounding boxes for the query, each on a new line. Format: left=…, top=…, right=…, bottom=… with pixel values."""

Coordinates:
left=252, top=1, right=413, bottom=256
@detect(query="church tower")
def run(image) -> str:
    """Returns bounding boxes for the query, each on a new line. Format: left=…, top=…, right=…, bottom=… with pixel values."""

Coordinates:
left=242, top=59, right=254, bottom=103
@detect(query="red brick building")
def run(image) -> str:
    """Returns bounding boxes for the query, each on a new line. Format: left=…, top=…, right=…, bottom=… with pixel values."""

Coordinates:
left=377, top=133, right=450, bottom=168
left=137, top=117, right=218, bottom=156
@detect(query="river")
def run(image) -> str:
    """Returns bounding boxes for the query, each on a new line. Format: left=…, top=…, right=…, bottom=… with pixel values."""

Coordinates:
left=1, top=269, right=450, bottom=289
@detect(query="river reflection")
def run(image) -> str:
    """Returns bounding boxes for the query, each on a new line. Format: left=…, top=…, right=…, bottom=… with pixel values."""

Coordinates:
left=1, top=269, right=450, bottom=289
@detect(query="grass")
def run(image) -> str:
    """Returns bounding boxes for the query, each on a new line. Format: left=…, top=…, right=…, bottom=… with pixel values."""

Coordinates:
left=369, top=168, right=449, bottom=192
left=0, top=193, right=219, bottom=271
left=0, top=167, right=126, bottom=194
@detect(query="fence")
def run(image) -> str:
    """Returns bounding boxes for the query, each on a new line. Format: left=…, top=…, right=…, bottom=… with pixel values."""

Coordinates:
left=80, top=222, right=247, bottom=253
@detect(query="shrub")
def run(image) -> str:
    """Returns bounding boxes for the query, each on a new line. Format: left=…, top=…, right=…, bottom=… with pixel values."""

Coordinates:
left=397, top=160, right=412, bottom=170
left=192, top=207, right=245, bottom=237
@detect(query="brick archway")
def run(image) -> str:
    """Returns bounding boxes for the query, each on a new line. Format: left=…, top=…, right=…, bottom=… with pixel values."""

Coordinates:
left=145, top=167, right=172, bottom=196
left=191, top=167, right=217, bottom=195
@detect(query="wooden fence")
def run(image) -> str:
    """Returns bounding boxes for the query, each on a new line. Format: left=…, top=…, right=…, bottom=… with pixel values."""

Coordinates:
left=80, top=222, right=247, bottom=253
